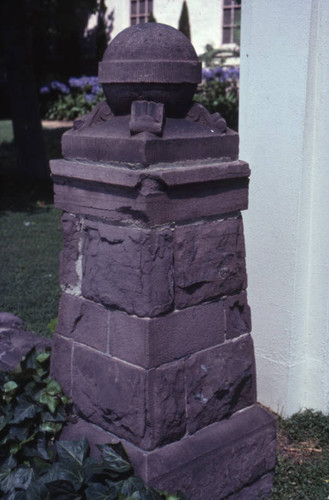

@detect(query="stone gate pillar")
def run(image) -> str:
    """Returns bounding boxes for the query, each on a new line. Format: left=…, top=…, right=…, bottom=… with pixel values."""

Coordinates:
left=50, top=23, right=276, bottom=500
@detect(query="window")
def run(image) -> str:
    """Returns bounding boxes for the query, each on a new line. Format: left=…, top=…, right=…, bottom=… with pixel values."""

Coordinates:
left=222, top=0, right=241, bottom=45
left=130, top=0, right=153, bottom=25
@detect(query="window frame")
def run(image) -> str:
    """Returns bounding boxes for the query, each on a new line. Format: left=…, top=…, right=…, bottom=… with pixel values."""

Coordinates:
left=222, top=0, right=241, bottom=45
left=130, top=0, right=153, bottom=25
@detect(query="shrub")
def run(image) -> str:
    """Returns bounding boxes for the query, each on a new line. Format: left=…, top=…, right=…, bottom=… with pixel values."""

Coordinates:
left=194, top=66, right=239, bottom=131
left=40, top=66, right=240, bottom=131
left=40, top=76, right=104, bottom=121
left=0, top=348, right=188, bottom=499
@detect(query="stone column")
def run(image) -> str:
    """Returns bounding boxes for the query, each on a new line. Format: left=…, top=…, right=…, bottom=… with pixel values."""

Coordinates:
left=50, top=23, right=276, bottom=500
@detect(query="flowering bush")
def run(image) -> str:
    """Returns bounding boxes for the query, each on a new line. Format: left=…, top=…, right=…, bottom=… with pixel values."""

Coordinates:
left=40, top=68, right=239, bottom=130
left=194, top=65, right=239, bottom=130
left=40, top=76, right=104, bottom=121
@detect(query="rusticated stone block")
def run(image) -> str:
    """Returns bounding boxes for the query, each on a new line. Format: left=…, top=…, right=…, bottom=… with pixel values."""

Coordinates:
left=225, top=291, right=251, bottom=340
left=185, top=334, right=256, bottom=434
left=50, top=334, right=73, bottom=396
left=60, top=213, right=82, bottom=290
left=72, top=344, right=186, bottom=450
left=226, top=473, right=274, bottom=500
left=174, top=217, right=247, bottom=309
left=110, top=300, right=225, bottom=368
left=81, top=221, right=174, bottom=317
left=59, top=404, right=276, bottom=500
left=52, top=159, right=249, bottom=225
left=57, top=293, right=109, bottom=352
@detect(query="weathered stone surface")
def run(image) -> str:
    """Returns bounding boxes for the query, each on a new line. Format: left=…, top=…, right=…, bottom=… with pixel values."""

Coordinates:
left=59, top=404, right=276, bottom=500
left=174, top=217, right=247, bottom=309
left=62, top=118, right=239, bottom=166
left=225, top=291, right=251, bottom=340
left=0, top=324, right=50, bottom=372
left=50, top=334, right=73, bottom=396
left=72, top=344, right=185, bottom=450
left=110, top=300, right=225, bottom=368
left=51, top=159, right=249, bottom=225
left=57, top=293, right=109, bottom=352
left=226, top=473, right=274, bottom=500
left=0, top=312, right=24, bottom=330
left=147, top=362, right=186, bottom=447
left=185, top=334, right=256, bottom=434
left=60, top=213, right=82, bottom=290
left=148, top=405, right=276, bottom=499
left=81, top=221, right=174, bottom=317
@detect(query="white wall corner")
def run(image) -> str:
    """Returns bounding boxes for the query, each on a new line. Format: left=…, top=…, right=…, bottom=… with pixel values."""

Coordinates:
left=239, top=0, right=329, bottom=416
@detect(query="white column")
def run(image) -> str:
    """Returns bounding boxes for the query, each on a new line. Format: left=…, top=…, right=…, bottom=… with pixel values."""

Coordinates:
left=239, top=0, right=329, bottom=415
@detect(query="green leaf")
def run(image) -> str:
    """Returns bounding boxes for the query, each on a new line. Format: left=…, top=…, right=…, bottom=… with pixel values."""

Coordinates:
left=41, top=407, right=67, bottom=423
left=39, top=392, right=58, bottom=414
left=56, top=438, right=89, bottom=467
left=12, top=397, right=38, bottom=424
left=55, top=463, right=85, bottom=491
left=24, top=382, right=38, bottom=398
left=36, top=352, right=50, bottom=365
left=85, top=482, right=119, bottom=500
left=10, top=433, right=35, bottom=455
left=0, top=468, right=13, bottom=494
left=46, top=379, right=61, bottom=396
left=25, top=481, right=50, bottom=500
left=4, top=381, right=18, bottom=393
left=13, top=491, right=26, bottom=500
left=45, top=480, right=81, bottom=500
left=120, top=476, right=145, bottom=497
left=11, top=466, right=34, bottom=491
left=0, top=415, right=8, bottom=432
left=98, top=444, right=132, bottom=475
left=39, top=421, right=62, bottom=434
left=9, top=425, right=29, bottom=442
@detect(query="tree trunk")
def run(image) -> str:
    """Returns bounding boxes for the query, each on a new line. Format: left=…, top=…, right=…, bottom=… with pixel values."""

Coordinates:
left=0, top=0, right=49, bottom=181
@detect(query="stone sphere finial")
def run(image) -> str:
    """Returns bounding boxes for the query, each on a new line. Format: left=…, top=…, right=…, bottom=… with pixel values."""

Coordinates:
left=98, top=23, right=202, bottom=117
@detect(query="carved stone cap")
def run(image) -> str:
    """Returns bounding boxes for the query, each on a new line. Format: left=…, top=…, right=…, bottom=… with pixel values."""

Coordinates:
left=99, top=23, right=201, bottom=84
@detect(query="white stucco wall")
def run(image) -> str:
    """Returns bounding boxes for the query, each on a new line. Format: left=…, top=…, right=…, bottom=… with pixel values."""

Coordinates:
left=153, top=0, right=222, bottom=54
left=110, top=0, right=130, bottom=39
left=94, top=0, right=224, bottom=56
left=239, top=0, right=329, bottom=416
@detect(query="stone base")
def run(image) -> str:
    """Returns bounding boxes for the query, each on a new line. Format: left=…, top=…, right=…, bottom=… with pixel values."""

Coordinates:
left=60, top=404, right=276, bottom=500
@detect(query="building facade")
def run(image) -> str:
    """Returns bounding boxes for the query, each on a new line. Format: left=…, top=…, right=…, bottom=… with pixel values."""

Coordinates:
left=88, top=0, right=240, bottom=55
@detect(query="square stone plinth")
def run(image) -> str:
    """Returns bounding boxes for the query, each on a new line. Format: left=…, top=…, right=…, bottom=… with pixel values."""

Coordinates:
left=61, top=115, right=239, bottom=166
left=60, top=404, right=276, bottom=500
left=51, top=333, right=256, bottom=451
left=51, top=158, right=249, bottom=225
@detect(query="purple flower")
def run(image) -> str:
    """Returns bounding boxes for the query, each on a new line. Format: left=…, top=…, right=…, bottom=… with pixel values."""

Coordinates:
left=50, top=81, right=70, bottom=94
left=91, top=83, right=102, bottom=95
left=68, top=77, right=84, bottom=89
left=202, top=65, right=240, bottom=83
left=85, top=93, right=96, bottom=104
left=202, top=67, right=215, bottom=80
left=69, top=76, right=100, bottom=92
left=40, top=86, right=50, bottom=94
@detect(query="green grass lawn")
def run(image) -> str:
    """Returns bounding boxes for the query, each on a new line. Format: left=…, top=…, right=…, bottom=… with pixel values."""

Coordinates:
left=271, top=409, right=329, bottom=499
left=0, top=119, right=70, bottom=336
left=0, top=205, right=62, bottom=337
